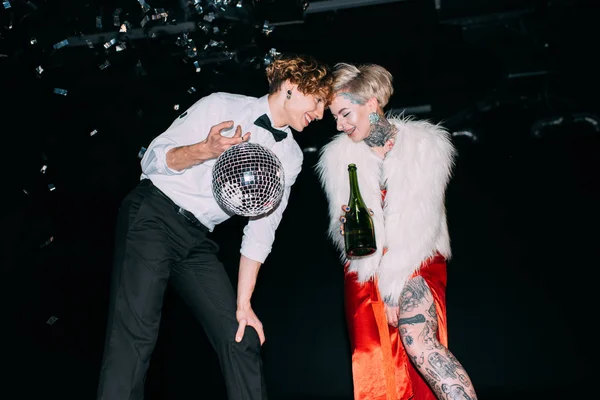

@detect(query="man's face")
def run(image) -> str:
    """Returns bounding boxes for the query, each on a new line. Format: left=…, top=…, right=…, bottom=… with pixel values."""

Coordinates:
left=283, top=85, right=325, bottom=132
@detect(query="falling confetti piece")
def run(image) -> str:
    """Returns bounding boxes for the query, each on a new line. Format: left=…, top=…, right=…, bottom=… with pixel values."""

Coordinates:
left=53, top=39, right=69, bottom=50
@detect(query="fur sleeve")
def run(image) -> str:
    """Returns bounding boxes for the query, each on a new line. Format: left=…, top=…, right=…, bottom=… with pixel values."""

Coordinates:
left=315, top=134, right=385, bottom=279
left=314, top=135, right=349, bottom=259
left=377, top=119, right=456, bottom=306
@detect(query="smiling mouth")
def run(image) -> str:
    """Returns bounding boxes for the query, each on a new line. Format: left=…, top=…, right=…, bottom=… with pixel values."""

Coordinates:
left=304, top=114, right=313, bottom=126
left=345, top=127, right=356, bottom=135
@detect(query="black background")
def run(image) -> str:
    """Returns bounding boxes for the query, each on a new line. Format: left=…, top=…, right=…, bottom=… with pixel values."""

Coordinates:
left=1, top=0, right=598, bottom=399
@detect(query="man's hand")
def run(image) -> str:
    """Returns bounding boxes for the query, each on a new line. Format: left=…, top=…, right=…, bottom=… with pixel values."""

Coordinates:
left=385, top=303, right=400, bottom=327
left=166, top=121, right=251, bottom=171
left=235, top=306, right=265, bottom=345
left=200, top=121, right=251, bottom=159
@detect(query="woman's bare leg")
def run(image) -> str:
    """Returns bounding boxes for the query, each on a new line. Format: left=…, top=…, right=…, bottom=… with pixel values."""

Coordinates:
left=398, top=276, right=478, bottom=399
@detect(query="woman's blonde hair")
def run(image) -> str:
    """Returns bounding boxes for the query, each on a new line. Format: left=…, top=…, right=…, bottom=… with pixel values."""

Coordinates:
left=332, top=63, right=394, bottom=108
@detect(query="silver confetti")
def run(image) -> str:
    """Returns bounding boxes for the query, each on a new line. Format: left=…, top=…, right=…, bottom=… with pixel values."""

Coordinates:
left=53, top=88, right=67, bottom=96
left=3, top=1, right=11, bottom=9
left=103, top=38, right=116, bottom=49
left=263, top=48, right=280, bottom=66
left=48, top=183, right=56, bottom=191
left=187, top=87, right=197, bottom=94
left=53, top=39, right=69, bottom=50
left=96, top=16, right=102, bottom=29
left=30, top=37, right=37, bottom=45
left=40, top=236, right=54, bottom=249
left=185, top=46, right=198, bottom=58
left=40, top=165, right=47, bottom=173
left=99, top=60, right=111, bottom=70
left=35, top=65, right=44, bottom=77
left=174, top=104, right=180, bottom=110
left=204, top=12, right=216, bottom=22
left=138, top=147, right=147, bottom=159
left=193, top=0, right=203, bottom=14
left=152, top=8, right=168, bottom=20
left=262, top=21, right=274, bottom=36
left=193, top=61, right=201, bottom=73
left=90, top=129, right=98, bottom=136
left=197, top=21, right=210, bottom=34
left=46, top=316, right=58, bottom=325
left=138, top=0, right=151, bottom=13
left=116, top=42, right=127, bottom=52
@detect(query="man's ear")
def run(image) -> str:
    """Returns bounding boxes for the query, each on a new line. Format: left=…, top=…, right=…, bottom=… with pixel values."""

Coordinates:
left=287, top=82, right=299, bottom=93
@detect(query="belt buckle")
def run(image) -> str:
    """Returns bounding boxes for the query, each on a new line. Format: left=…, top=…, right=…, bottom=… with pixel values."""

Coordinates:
left=178, top=207, right=199, bottom=227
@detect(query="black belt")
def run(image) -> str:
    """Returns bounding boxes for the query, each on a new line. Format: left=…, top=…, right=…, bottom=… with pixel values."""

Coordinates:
left=142, top=179, right=209, bottom=233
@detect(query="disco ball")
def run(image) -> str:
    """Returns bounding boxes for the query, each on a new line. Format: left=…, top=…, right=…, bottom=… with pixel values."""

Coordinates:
left=212, top=142, right=285, bottom=217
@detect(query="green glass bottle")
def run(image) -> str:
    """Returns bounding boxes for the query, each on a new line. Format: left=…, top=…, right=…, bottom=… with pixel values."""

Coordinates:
left=344, top=164, right=377, bottom=257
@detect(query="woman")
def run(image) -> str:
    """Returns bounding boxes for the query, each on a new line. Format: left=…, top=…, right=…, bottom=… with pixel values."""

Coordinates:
left=315, top=63, right=478, bottom=400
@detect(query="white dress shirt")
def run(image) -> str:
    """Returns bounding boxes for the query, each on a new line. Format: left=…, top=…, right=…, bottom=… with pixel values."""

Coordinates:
left=140, top=92, right=303, bottom=263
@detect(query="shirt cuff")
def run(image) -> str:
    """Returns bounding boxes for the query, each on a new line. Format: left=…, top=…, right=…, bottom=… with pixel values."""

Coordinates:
left=240, top=240, right=271, bottom=264
left=153, top=144, right=187, bottom=175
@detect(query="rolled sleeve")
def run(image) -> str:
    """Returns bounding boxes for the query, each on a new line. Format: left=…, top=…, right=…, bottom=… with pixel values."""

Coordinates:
left=141, top=143, right=187, bottom=176
left=140, top=93, right=223, bottom=176
left=239, top=140, right=303, bottom=263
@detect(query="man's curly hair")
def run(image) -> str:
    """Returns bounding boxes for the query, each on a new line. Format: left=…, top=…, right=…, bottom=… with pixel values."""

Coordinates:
left=265, top=54, right=334, bottom=106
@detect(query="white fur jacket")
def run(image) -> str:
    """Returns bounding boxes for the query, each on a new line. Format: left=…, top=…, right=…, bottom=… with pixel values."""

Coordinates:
left=315, top=116, right=456, bottom=306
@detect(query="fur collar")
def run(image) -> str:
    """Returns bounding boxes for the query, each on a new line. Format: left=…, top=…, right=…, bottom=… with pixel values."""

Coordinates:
left=315, top=116, right=455, bottom=305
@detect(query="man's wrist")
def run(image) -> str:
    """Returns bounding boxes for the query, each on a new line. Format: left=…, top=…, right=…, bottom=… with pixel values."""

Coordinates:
left=236, top=300, right=251, bottom=310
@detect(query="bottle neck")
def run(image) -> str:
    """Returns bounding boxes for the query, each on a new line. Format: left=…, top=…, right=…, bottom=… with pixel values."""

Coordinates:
left=348, top=168, right=365, bottom=205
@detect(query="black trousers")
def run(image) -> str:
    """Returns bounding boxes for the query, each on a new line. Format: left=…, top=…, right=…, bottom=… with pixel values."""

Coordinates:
left=97, top=179, right=267, bottom=400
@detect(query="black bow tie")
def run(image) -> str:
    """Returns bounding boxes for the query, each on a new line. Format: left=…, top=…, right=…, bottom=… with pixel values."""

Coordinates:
left=254, top=114, right=288, bottom=142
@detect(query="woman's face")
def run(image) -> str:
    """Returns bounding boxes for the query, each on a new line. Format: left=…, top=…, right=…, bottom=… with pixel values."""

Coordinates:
left=329, top=92, right=374, bottom=143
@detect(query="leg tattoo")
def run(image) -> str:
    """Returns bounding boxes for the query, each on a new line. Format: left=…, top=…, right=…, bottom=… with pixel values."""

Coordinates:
left=398, top=277, right=478, bottom=399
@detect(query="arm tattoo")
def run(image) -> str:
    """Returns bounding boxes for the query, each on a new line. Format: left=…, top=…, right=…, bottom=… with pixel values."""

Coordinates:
left=400, top=276, right=431, bottom=313
left=398, top=314, right=426, bottom=326
left=418, top=320, right=444, bottom=350
left=427, top=302, right=437, bottom=318
left=442, top=383, right=474, bottom=400
left=399, top=327, right=413, bottom=346
left=364, top=115, right=397, bottom=147
left=423, top=374, right=445, bottom=399
left=428, top=352, right=458, bottom=380
left=426, top=368, right=441, bottom=382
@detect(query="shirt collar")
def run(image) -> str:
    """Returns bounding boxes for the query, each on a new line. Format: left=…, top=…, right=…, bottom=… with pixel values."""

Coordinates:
left=257, top=94, right=290, bottom=132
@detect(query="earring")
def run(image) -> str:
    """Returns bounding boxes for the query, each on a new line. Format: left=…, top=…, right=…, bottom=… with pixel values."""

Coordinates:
left=286, top=90, right=292, bottom=100
left=368, top=112, right=380, bottom=124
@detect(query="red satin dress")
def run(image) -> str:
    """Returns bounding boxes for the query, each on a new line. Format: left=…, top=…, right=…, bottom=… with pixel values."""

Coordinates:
left=344, top=190, right=448, bottom=400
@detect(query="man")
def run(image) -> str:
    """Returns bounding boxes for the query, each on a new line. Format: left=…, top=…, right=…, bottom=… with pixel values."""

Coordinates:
left=97, top=54, right=333, bottom=400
